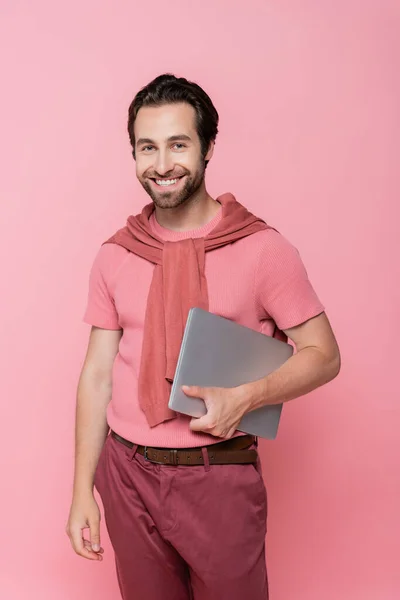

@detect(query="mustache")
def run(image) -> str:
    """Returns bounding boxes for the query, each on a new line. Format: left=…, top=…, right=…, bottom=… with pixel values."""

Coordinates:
left=145, top=169, right=189, bottom=179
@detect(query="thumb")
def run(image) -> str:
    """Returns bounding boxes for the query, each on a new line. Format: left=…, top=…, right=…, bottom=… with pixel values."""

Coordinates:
left=189, top=414, right=210, bottom=431
left=89, top=519, right=101, bottom=552
left=181, top=385, right=205, bottom=399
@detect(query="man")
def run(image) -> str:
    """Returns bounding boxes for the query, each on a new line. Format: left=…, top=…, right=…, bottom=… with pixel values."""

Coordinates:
left=66, top=73, right=340, bottom=600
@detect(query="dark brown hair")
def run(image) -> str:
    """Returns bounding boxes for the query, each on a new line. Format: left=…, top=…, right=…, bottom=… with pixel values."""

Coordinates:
left=127, top=73, right=219, bottom=168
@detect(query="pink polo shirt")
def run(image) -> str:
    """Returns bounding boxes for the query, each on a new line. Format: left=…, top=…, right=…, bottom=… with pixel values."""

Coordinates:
left=83, top=203, right=325, bottom=447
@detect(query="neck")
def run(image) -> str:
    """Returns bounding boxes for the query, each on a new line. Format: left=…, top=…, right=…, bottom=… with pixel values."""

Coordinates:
left=153, top=183, right=221, bottom=232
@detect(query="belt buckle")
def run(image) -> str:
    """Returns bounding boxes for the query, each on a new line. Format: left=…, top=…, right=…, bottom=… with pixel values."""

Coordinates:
left=143, top=447, right=179, bottom=465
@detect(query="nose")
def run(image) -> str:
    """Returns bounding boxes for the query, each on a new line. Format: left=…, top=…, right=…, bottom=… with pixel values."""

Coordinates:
left=154, top=149, right=174, bottom=176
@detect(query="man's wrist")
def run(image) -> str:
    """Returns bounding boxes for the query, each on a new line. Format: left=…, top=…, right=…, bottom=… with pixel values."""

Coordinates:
left=238, top=378, right=268, bottom=413
left=73, top=474, right=95, bottom=498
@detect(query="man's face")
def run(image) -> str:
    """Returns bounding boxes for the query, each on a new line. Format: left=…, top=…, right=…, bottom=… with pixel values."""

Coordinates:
left=134, top=102, right=213, bottom=209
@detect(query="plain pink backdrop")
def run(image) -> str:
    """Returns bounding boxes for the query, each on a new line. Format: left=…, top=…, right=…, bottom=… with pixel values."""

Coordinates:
left=1, top=1, right=399, bottom=599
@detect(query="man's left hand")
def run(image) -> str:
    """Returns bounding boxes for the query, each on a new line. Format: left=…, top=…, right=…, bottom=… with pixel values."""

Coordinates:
left=182, top=384, right=250, bottom=439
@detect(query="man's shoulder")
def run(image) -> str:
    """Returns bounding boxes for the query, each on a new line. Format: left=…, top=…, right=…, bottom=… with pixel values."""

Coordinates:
left=89, top=242, right=130, bottom=283
left=235, top=227, right=295, bottom=256
left=230, top=227, right=304, bottom=279
left=99, top=240, right=130, bottom=257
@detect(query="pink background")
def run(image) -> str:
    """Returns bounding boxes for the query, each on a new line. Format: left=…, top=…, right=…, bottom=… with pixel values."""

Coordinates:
left=1, top=1, right=398, bottom=598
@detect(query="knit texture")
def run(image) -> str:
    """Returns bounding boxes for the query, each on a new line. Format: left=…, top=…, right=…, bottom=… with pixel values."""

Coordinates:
left=83, top=198, right=325, bottom=447
left=101, top=193, right=274, bottom=427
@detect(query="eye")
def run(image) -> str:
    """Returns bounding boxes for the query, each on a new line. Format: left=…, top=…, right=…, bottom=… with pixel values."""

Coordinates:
left=142, top=145, right=155, bottom=152
left=173, top=143, right=186, bottom=150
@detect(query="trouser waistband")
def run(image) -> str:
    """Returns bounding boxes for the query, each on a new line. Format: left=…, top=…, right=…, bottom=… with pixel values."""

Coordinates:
left=110, top=430, right=258, bottom=465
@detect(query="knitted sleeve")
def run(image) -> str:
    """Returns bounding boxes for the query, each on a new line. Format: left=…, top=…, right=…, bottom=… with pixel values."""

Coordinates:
left=254, top=230, right=325, bottom=331
left=82, top=244, right=122, bottom=330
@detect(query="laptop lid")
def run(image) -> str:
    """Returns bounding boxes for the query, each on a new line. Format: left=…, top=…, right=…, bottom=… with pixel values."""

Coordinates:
left=168, top=308, right=293, bottom=439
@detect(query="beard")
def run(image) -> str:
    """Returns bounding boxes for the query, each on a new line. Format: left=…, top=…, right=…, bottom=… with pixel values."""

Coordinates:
left=138, top=162, right=206, bottom=209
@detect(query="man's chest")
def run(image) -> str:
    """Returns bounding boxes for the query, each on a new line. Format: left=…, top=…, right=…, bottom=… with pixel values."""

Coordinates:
left=112, top=240, right=259, bottom=331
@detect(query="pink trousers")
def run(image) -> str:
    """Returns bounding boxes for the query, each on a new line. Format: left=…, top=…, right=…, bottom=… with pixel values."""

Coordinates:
left=94, top=433, right=268, bottom=600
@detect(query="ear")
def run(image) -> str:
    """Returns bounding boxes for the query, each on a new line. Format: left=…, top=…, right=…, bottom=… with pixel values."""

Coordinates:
left=205, top=140, right=215, bottom=162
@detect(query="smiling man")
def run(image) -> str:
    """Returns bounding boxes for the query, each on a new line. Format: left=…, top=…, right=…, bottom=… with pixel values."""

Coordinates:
left=66, top=74, right=340, bottom=600
left=136, top=121, right=205, bottom=207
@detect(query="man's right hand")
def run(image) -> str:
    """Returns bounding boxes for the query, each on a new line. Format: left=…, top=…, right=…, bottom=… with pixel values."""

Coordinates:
left=66, top=493, right=104, bottom=561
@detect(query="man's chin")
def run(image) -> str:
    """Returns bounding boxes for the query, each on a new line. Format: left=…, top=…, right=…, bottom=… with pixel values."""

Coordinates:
left=151, top=193, right=188, bottom=210
left=139, top=171, right=204, bottom=209
left=140, top=180, right=188, bottom=208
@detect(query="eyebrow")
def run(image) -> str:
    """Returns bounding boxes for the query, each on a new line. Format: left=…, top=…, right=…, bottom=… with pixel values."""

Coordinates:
left=136, top=134, right=192, bottom=146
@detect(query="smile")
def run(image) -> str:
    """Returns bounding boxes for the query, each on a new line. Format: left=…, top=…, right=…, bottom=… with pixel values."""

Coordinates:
left=151, top=176, right=184, bottom=187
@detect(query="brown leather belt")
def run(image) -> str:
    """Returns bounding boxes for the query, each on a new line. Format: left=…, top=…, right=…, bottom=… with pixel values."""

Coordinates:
left=111, top=430, right=258, bottom=465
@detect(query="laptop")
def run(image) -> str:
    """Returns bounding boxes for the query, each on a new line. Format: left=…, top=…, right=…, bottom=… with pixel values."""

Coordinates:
left=168, top=308, right=293, bottom=439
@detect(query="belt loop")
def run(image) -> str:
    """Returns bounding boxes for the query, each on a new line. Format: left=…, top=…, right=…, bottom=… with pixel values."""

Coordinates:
left=201, top=447, right=210, bottom=472
left=126, top=443, right=138, bottom=462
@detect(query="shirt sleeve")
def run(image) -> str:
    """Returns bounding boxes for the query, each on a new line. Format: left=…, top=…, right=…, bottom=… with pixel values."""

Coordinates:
left=254, top=230, right=325, bottom=330
left=82, top=244, right=122, bottom=330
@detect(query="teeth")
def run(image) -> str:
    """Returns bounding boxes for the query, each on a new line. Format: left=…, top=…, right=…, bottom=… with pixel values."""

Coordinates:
left=155, top=178, right=179, bottom=186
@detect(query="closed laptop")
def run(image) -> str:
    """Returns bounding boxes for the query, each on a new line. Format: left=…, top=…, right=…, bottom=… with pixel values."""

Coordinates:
left=168, top=308, right=293, bottom=439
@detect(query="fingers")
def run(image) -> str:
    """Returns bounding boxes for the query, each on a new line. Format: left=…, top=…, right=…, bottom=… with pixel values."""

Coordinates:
left=84, top=537, right=104, bottom=558
left=67, top=525, right=103, bottom=561
left=225, top=428, right=235, bottom=440
left=189, top=415, right=210, bottom=432
left=181, top=385, right=205, bottom=398
left=89, top=518, right=102, bottom=554
left=189, top=416, right=225, bottom=438
left=189, top=417, right=235, bottom=439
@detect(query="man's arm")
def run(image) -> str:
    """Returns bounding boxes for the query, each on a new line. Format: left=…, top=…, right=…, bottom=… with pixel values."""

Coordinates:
left=241, top=311, right=340, bottom=411
left=73, top=325, right=122, bottom=495
left=185, top=312, right=340, bottom=438
left=66, top=325, right=122, bottom=560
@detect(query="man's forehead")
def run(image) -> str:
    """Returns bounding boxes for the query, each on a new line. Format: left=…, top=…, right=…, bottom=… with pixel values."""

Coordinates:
left=134, top=103, right=197, bottom=138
